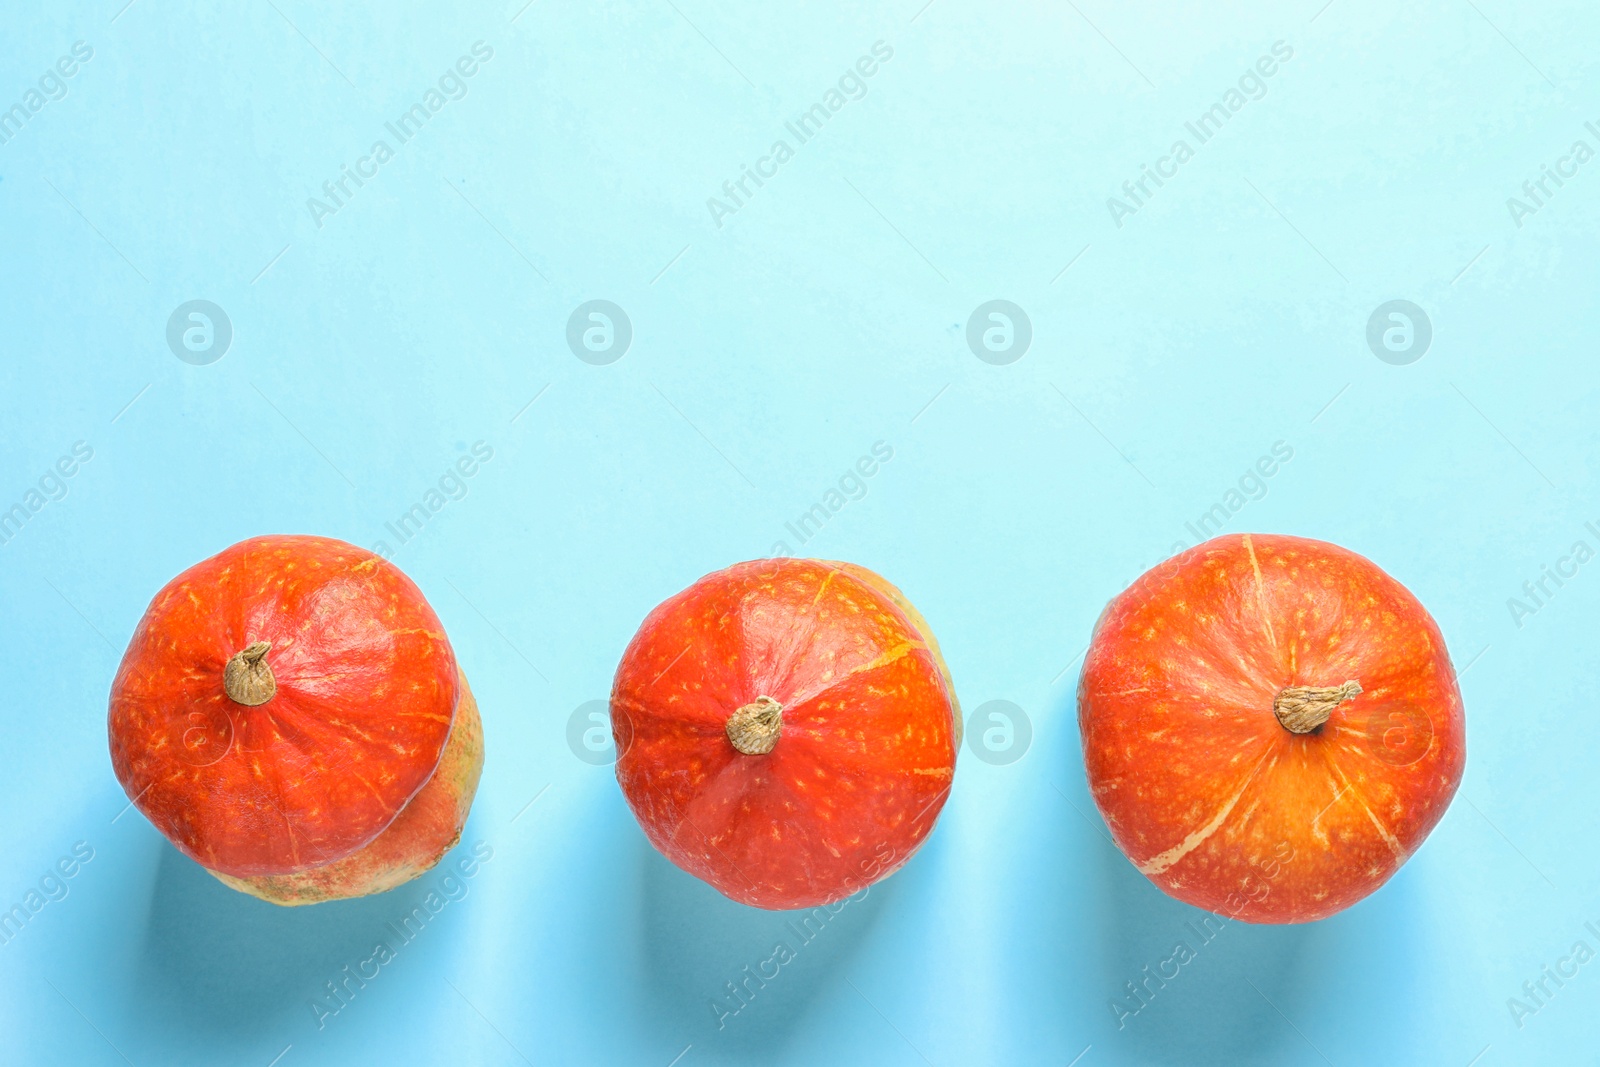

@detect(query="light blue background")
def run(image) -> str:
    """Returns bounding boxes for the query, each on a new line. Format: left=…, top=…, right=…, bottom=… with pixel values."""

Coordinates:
left=2, top=1, right=1597, bottom=1064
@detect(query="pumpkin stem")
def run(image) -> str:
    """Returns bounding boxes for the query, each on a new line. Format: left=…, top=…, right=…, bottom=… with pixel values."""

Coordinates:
left=726, top=696, right=782, bottom=755
left=1272, top=679, right=1360, bottom=734
left=223, top=641, right=277, bottom=707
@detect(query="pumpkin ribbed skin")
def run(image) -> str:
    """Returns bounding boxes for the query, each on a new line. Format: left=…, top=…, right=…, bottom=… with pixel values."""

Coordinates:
left=1079, top=534, right=1465, bottom=923
left=109, top=535, right=478, bottom=902
left=612, top=559, right=959, bottom=910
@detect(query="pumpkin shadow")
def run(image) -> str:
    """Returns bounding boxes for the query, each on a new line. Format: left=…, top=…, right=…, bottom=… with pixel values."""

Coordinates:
left=1090, top=826, right=1319, bottom=1066
left=130, top=844, right=417, bottom=1043
left=632, top=833, right=896, bottom=1063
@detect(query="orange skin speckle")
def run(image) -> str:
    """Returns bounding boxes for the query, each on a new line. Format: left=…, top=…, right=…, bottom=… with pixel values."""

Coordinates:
left=612, top=559, right=960, bottom=910
left=1079, top=534, right=1466, bottom=923
left=216, top=670, right=484, bottom=905
left=108, top=535, right=469, bottom=892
